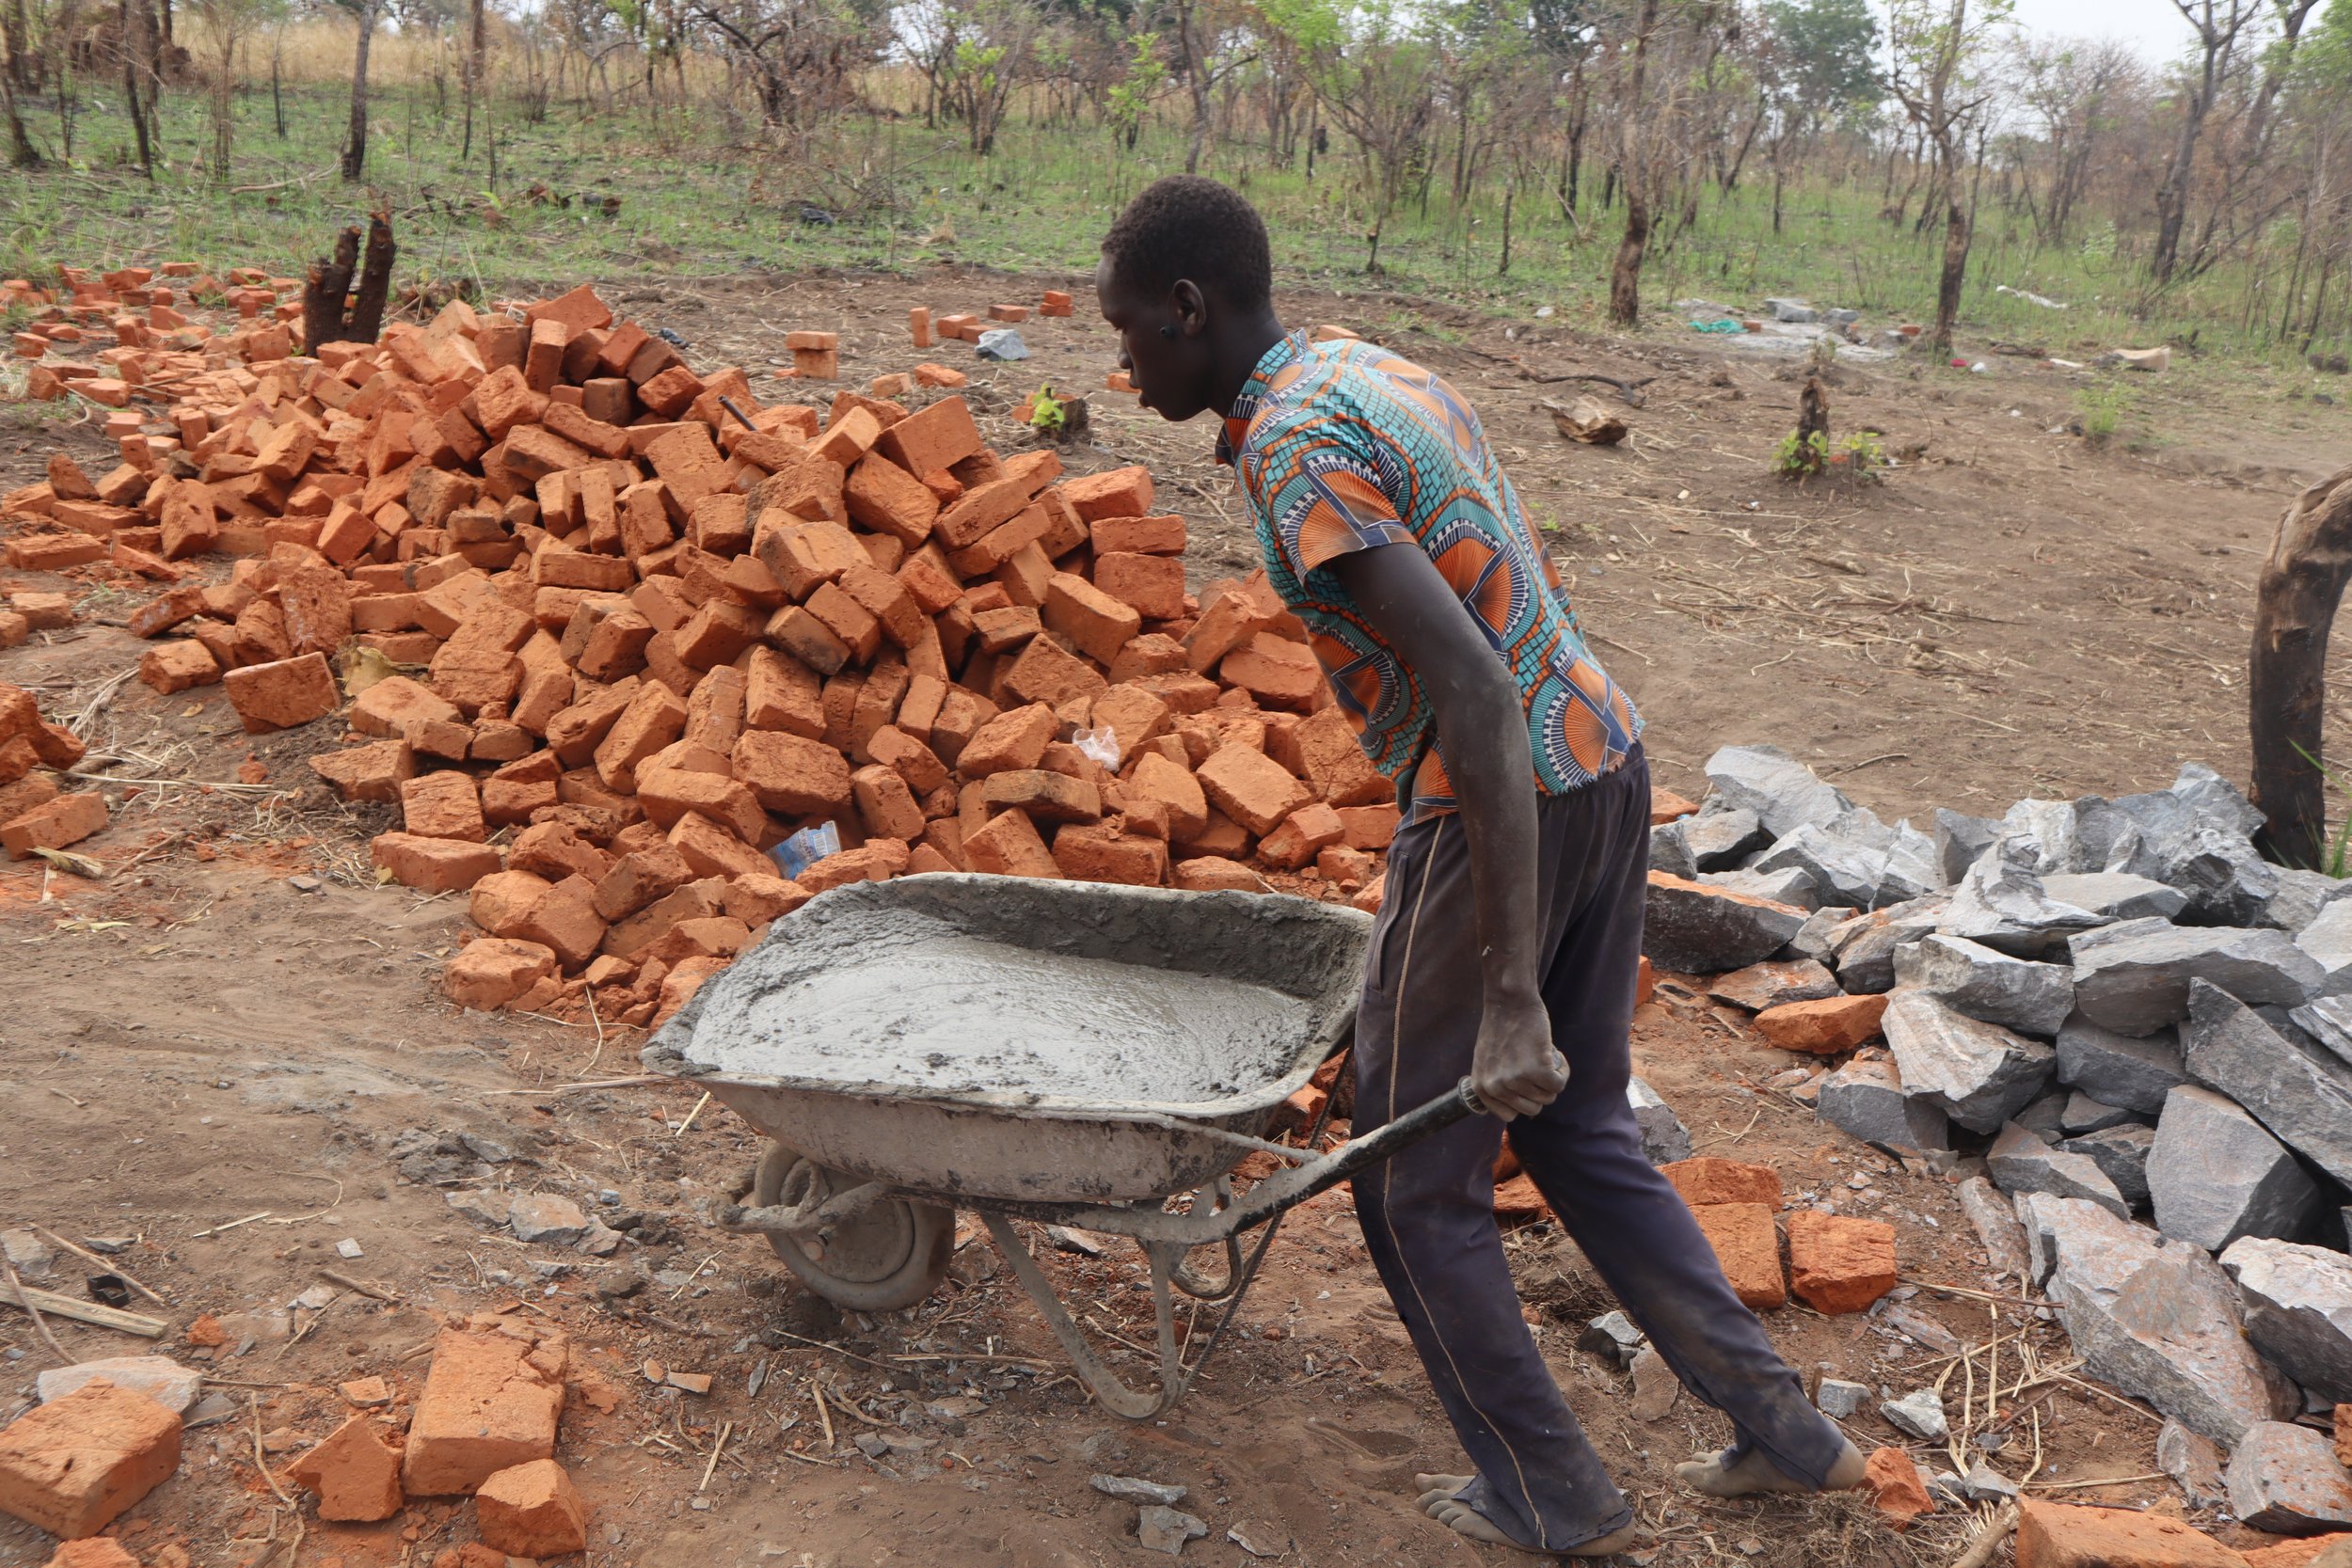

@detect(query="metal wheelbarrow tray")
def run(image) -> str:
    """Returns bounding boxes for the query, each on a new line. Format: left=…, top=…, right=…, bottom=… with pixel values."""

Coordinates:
left=644, top=875, right=1482, bottom=1418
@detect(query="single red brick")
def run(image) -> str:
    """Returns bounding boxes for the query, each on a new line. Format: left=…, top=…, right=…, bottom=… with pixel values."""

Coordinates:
left=1662, top=1157, right=1784, bottom=1211
left=593, top=845, right=695, bottom=923
left=1258, top=802, right=1344, bottom=870
left=310, top=741, right=417, bottom=804
left=138, top=639, right=221, bottom=693
left=286, top=1412, right=406, bottom=1521
left=1288, top=705, right=1391, bottom=806
left=1196, top=745, right=1312, bottom=836
left=734, top=730, right=852, bottom=815
left=1753, top=994, right=1889, bottom=1054
left=963, top=809, right=1061, bottom=879
left=0, top=1378, right=182, bottom=1539
left=1786, top=1210, right=1897, bottom=1314
left=1336, top=803, right=1400, bottom=849
left=401, top=770, right=487, bottom=842
left=1, top=792, right=107, bottom=858
left=444, top=938, right=561, bottom=1011
left=1692, top=1201, right=1784, bottom=1310
left=1128, top=752, right=1210, bottom=840
left=871, top=395, right=983, bottom=481
left=2014, top=1500, right=2246, bottom=1568
left=981, top=769, right=1103, bottom=825
left=1089, top=514, right=1186, bottom=555
left=372, top=831, right=503, bottom=893
left=798, top=838, right=911, bottom=893
left=1051, top=822, right=1168, bottom=886
left=1043, top=572, right=1143, bottom=666
left=1172, top=856, right=1262, bottom=892
left=1060, top=465, right=1153, bottom=520
left=958, top=703, right=1058, bottom=776
left=1221, top=631, right=1325, bottom=711
left=223, top=650, right=341, bottom=732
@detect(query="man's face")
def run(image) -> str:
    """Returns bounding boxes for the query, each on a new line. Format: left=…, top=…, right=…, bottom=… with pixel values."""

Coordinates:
left=1095, top=257, right=1213, bottom=423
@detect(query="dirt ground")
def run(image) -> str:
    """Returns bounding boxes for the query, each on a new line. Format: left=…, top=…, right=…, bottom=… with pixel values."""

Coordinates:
left=4, top=263, right=2344, bottom=1568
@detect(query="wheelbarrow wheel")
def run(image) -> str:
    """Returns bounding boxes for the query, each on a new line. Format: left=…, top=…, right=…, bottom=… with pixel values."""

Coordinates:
left=751, top=1141, right=951, bottom=1312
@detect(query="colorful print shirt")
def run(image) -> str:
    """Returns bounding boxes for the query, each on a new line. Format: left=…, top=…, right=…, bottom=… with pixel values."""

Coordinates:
left=1217, top=329, right=1642, bottom=825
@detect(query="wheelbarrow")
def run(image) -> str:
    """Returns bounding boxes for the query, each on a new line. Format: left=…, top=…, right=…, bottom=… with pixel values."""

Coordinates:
left=644, top=874, right=1485, bottom=1419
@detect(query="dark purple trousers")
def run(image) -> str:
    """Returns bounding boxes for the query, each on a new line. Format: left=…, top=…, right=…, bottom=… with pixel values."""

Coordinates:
left=1349, top=747, right=1845, bottom=1551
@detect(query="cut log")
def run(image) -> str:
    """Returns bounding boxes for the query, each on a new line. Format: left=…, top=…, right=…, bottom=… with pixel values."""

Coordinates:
left=2249, top=463, right=2352, bottom=867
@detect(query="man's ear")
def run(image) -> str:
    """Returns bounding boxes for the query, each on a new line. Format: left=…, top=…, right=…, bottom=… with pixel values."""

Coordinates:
left=1171, top=279, right=1209, bottom=339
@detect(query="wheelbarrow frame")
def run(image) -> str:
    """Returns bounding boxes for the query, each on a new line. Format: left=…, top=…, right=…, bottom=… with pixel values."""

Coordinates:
left=712, top=1069, right=1484, bottom=1418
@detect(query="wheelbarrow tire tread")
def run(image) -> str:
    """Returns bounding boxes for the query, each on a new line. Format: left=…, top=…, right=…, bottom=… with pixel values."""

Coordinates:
left=752, top=1141, right=952, bottom=1312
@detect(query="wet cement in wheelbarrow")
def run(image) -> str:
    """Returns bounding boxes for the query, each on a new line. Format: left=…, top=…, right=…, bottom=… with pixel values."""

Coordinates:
left=691, top=924, right=1316, bottom=1104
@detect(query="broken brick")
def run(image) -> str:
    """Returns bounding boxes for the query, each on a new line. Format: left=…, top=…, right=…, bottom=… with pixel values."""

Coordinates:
left=287, top=1413, right=406, bottom=1522
left=401, top=1319, right=567, bottom=1497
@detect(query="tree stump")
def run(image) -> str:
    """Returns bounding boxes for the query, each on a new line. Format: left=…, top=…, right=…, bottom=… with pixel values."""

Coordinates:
left=1797, top=376, right=1830, bottom=450
left=2249, top=462, right=2352, bottom=866
left=300, top=211, right=396, bottom=351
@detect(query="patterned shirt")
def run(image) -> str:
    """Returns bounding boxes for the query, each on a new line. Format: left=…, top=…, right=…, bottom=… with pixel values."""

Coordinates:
left=1216, top=329, right=1641, bottom=825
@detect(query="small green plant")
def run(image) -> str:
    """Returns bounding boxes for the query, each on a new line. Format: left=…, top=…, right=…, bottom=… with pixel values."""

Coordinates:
left=1026, top=384, right=1068, bottom=433
left=1772, top=430, right=1883, bottom=480
left=2075, top=383, right=2134, bottom=445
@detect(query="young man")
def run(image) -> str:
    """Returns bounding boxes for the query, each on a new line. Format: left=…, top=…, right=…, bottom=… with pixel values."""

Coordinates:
left=1096, top=175, right=1864, bottom=1558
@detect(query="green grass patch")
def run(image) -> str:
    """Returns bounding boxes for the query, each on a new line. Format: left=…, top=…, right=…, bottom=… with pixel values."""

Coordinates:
left=0, top=81, right=2345, bottom=383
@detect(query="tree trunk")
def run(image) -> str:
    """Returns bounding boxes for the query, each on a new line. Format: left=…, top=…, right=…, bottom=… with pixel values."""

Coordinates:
left=1610, top=186, right=1649, bottom=325
left=0, top=51, right=35, bottom=165
left=2249, top=464, right=2352, bottom=866
left=4, top=0, right=27, bottom=90
left=1931, top=182, right=1968, bottom=355
left=120, top=0, right=151, bottom=174
left=2152, top=53, right=2216, bottom=284
left=342, top=0, right=376, bottom=182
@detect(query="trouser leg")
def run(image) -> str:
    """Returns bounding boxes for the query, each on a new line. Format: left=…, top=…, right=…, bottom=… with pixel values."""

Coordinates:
left=1506, top=752, right=1848, bottom=1487
left=1349, top=810, right=1633, bottom=1553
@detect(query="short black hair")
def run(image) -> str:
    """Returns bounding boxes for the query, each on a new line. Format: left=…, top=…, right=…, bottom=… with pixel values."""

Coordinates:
left=1100, top=175, right=1272, bottom=311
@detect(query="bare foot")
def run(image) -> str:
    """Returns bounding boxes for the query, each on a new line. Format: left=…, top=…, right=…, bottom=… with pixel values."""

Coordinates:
left=1674, top=1437, right=1867, bottom=1497
left=1412, top=1475, right=1644, bottom=1559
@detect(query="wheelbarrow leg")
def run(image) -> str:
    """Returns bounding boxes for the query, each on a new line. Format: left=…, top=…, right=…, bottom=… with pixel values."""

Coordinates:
left=981, top=1213, right=1187, bottom=1421
left=1167, top=1180, right=1245, bottom=1302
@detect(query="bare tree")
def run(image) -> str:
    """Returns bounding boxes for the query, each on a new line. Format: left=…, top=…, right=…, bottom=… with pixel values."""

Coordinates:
left=331, top=0, right=382, bottom=181
left=1607, top=0, right=1660, bottom=325
left=1887, top=0, right=2009, bottom=354
left=2153, top=0, right=2261, bottom=282
left=1151, top=0, right=1252, bottom=174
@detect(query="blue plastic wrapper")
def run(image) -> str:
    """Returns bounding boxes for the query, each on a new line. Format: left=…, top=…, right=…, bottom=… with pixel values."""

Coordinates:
left=772, top=821, right=842, bottom=879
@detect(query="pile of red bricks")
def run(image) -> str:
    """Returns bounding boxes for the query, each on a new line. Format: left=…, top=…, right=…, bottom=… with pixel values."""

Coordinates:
left=1, top=278, right=1399, bottom=1028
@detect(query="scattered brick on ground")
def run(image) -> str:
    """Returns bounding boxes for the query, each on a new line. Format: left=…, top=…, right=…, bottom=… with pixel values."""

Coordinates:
left=1786, top=1210, right=1899, bottom=1314
left=0, top=1377, right=183, bottom=1539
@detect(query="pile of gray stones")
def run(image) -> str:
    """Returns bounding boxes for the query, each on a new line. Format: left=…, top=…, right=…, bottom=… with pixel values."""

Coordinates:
left=1644, top=744, right=2352, bottom=1532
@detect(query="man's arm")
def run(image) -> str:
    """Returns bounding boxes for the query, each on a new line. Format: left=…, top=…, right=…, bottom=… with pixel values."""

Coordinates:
left=1326, top=543, right=1565, bottom=1121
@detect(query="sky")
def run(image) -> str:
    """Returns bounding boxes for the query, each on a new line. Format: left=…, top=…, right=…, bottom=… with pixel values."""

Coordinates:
left=1999, top=0, right=2199, bottom=61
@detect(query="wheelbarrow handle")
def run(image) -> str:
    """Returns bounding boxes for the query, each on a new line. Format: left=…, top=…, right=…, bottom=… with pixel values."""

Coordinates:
left=1218, top=1076, right=1487, bottom=1232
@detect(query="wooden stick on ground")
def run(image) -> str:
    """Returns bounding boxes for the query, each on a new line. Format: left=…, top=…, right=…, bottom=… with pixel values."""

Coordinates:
left=30, top=1225, right=171, bottom=1307
left=319, top=1269, right=399, bottom=1303
left=1, top=1276, right=169, bottom=1338
left=2, top=1256, right=68, bottom=1364
left=1948, top=1501, right=2018, bottom=1568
